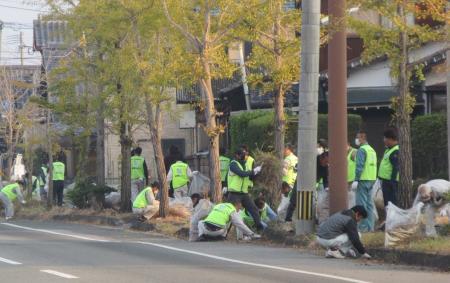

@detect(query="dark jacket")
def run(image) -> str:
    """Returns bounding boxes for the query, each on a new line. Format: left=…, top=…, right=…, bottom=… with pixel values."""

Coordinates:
left=229, top=159, right=254, bottom=178
left=317, top=209, right=365, bottom=254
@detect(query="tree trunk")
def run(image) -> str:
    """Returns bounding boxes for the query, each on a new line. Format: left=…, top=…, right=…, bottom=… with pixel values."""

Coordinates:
left=273, top=2, right=285, bottom=160
left=96, top=102, right=106, bottom=187
left=396, top=3, right=413, bottom=209
left=119, top=121, right=132, bottom=212
left=200, top=57, right=222, bottom=203
left=6, top=151, right=13, bottom=180
left=274, top=85, right=286, bottom=160
left=145, top=98, right=169, bottom=217
left=46, top=109, right=53, bottom=208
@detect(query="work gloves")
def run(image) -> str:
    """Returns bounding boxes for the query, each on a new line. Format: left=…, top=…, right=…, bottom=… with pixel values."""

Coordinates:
left=253, top=166, right=262, bottom=175
left=351, top=181, right=359, bottom=190
left=21, top=200, right=26, bottom=205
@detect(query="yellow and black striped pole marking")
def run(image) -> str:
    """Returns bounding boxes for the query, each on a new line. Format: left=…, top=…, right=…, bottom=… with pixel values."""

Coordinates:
left=297, top=191, right=314, bottom=220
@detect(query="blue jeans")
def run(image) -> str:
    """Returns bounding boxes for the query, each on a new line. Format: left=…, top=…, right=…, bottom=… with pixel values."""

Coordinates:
left=356, top=181, right=375, bottom=232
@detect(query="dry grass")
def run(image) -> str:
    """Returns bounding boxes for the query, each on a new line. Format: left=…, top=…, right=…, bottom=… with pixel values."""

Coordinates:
left=361, top=231, right=450, bottom=255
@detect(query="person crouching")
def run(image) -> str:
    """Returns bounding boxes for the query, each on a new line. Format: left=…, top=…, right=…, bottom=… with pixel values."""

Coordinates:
left=316, top=205, right=372, bottom=259
left=132, top=182, right=160, bottom=221
left=198, top=199, right=261, bottom=241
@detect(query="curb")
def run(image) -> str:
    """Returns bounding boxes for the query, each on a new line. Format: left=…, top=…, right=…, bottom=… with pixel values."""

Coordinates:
left=368, top=248, right=450, bottom=272
left=51, top=214, right=124, bottom=227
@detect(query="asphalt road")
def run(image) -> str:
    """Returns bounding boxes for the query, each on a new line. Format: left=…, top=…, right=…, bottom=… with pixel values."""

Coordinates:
left=0, top=220, right=448, bottom=283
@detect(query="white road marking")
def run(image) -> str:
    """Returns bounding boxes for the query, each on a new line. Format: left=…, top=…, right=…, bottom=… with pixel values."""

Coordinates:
left=0, top=223, right=111, bottom=242
left=137, top=241, right=371, bottom=283
left=41, top=270, right=78, bottom=279
left=0, top=256, right=22, bottom=265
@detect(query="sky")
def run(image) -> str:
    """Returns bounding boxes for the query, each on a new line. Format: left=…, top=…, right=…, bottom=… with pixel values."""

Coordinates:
left=0, top=0, right=49, bottom=65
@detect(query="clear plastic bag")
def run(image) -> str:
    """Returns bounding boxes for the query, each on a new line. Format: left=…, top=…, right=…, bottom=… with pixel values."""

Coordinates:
left=317, top=188, right=329, bottom=224
left=277, top=194, right=290, bottom=222
left=385, top=202, right=424, bottom=248
left=189, top=172, right=211, bottom=196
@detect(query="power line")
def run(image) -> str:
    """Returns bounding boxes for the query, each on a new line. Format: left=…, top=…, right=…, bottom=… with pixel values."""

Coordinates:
left=0, top=3, right=45, bottom=12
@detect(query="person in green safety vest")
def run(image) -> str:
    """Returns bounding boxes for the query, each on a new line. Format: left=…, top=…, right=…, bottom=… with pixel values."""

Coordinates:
left=52, top=156, right=66, bottom=206
left=130, top=147, right=149, bottom=202
left=132, top=182, right=160, bottom=220
left=227, top=149, right=264, bottom=231
left=198, top=199, right=261, bottom=241
left=240, top=197, right=277, bottom=231
left=240, top=145, right=255, bottom=193
left=0, top=180, right=26, bottom=220
left=166, top=156, right=193, bottom=199
left=282, top=143, right=298, bottom=189
left=219, top=148, right=231, bottom=189
left=347, top=142, right=357, bottom=209
left=352, top=130, right=377, bottom=232
left=378, top=128, right=399, bottom=207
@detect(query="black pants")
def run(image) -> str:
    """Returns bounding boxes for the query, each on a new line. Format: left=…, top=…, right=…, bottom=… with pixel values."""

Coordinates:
left=285, top=190, right=297, bottom=222
left=381, top=180, right=397, bottom=207
left=227, top=192, right=262, bottom=230
left=53, top=180, right=65, bottom=206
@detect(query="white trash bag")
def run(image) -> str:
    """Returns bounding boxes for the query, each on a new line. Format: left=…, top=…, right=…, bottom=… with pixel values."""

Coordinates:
left=385, top=202, right=424, bottom=248
left=371, top=179, right=384, bottom=221
left=277, top=194, right=290, bottom=222
left=189, top=172, right=210, bottom=196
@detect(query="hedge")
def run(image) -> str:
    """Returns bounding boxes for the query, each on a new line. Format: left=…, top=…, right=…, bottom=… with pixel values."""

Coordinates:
left=412, top=113, right=448, bottom=179
left=229, top=110, right=362, bottom=154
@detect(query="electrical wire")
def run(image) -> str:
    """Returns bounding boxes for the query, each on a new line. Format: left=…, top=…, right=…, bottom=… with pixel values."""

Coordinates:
left=0, top=3, right=45, bottom=12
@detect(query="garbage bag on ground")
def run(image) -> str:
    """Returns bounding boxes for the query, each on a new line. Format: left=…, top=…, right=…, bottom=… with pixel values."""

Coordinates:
left=189, top=172, right=210, bottom=196
left=385, top=202, right=424, bottom=248
left=317, top=187, right=329, bottom=224
left=105, top=192, right=121, bottom=209
left=169, top=196, right=193, bottom=210
left=277, top=194, right=290, bottom=222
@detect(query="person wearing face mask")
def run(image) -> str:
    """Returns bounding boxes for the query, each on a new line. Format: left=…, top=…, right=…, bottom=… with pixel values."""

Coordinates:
left=352, top=130, right=377, bottom=232
left=317, top=139, right=328, bottom=155
left=226, top=149, right=264, bottom=231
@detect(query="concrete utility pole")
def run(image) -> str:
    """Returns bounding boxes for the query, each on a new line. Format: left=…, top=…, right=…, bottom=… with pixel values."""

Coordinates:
left=296, top=0, right=321, bottom=235
left=447, top=2, right=450, bottom=179
left=238, top=42, right=251, bottom=111
left=328, top=0, right=348, bottom=214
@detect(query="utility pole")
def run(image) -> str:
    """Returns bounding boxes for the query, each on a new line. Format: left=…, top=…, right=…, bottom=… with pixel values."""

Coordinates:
left=447, top=2, right=450, bottom=179
left=328, top=0, right=348, bottom=214
left=19, top=31, right=24, bottom=66
left=296, top=0, right=321, bottom=235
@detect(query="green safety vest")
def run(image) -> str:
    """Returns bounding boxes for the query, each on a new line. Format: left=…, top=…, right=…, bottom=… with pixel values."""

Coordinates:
left=133, top=187, right=152, bottom=209
left=204, top=203, right=236, bottom=228
left=243, top=156, right=255, bottom=190
left=53, top=162, right=65, bottom=181
left=378, top=145, right=399, bottom=181
left=171, top=161, right=189, bottom=189
left=359, top=144, right=377, bottom=181
left=347, top=148, right=356, bottom=183
left=1, top=183, right=19, bottom=201
left=240, top=204, right=269, bottom=227
left=219, top=156, right=231, bottom=182
left=282, top=153, right=298, bottom=187
left=39, top=166, right=48, bottom=186
left=131, top=156, right=145, bottom=180
left=227, top=160, right=249, bottom=193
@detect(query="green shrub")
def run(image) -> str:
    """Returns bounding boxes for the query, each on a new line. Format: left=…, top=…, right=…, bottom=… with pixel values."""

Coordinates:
left=412, top=113, right=448, bottom=179
left=230, top=111, right=362, bottom=154
left=66, top=180, right=116, bottom=209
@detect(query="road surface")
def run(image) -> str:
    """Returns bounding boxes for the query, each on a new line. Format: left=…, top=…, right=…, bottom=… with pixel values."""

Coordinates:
left=0, top=220, right=447, bottom=283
